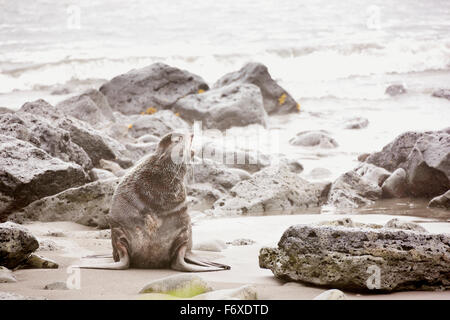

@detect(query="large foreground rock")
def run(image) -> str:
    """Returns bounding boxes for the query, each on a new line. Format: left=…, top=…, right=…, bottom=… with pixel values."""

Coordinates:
left=214, top=62, right=298, bottom=114
left=0, top=135, right=89, bottom=219
left=0, top=222, right=39, bottom=269
left=259, top=220, right=450, bottom=292
left=172, top=83, right=268, bottom=130
left=100, top=63, right=208, bottom=115
left=209, top=164, right=330, bottom=216
left=10, top=178, right=120, bottom=228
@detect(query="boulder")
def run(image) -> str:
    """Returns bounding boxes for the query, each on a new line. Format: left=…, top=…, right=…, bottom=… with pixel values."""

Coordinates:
left=99, top=63, right=208, bottom=115
left=56, top=89, right=115, bottom=125
left=19, top=99, right=62, bottom=120
left=186, top=183, right=226, bottom=209
left=0, top=222, right=39, bottom=269
left=194, top=285, right=257, bottom=300
left=0, top=107, right=14, bottom=114
left=383, top=218, right=427, bottom=232
left=0, top=266, right=16, bottom=283
left=385, top=84, right=407, bottom=96
left=327, top=170, right=382, bottom=208
left=9, top=178, right=120, bottom=229
left=354, top=163, right=391, bottom=186
left=313, top=289, right=346, bottom=300
left=209, top=164, right=331, bottom=216
left=365, top=131, right=424, bottom=172
left=193, top=239, right=228, bottom=252
left=381, top=168, right=407, bottom=198
left=289, top=130, right=338, bottom=148
left=0, top=112, right=92, bottom=170
left=428, top=190, right=450, bottom=209
left=432, top=89, right=450, bottom=101
left=0, top=135, right=89, bottom=218
left=127, top=110, right=190, bottom=138
left=44, top=281, right=68, bottom=290
left=99, top=159, right=127, bottom=177
left=201, top=141, right=271, bottom=173
left=343, top=117, right=369, bottom=129
left=214, top=62, right=298, bottom=114
left=404, top=132, right=450, bottom=197
left=19, top=254, right=58, bottom=269
left=172, top=83, right=268, bottom=130
left=259, top=220, right=450, bottom=291
left=90, top=168, right=117, bottom=180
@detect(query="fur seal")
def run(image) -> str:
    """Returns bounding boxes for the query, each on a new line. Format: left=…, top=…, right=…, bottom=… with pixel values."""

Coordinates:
left=80, top=132, right=230, bottom=272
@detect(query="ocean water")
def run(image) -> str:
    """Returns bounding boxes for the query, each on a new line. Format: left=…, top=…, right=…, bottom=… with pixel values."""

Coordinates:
left=0, top=0, right=449, bottom=217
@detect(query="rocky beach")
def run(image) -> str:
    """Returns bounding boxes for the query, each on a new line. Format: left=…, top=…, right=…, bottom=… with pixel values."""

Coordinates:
left=1, top=0, right=450, bottom=301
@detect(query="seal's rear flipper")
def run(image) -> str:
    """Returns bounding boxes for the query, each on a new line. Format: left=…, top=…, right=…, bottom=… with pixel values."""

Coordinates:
left=172, top=245, right=230, bottom=272
left=76, top=243, right=130, bottom=270
left=185, top=252, right=231, bottom=270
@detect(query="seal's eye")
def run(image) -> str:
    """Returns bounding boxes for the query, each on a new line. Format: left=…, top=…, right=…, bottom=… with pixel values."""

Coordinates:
left=172, top=136, right=182, bottom=143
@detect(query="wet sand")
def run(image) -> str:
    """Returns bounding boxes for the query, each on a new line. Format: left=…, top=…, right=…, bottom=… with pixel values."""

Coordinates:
left=2, top=214, right=449, bottom=300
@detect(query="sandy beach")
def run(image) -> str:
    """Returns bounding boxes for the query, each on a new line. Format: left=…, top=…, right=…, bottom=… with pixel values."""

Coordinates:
left=2, top=213, right=449, bottom=300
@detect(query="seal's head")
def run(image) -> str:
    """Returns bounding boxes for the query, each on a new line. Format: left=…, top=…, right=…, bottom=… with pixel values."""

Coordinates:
left=155, top=132, right=194, bottom=176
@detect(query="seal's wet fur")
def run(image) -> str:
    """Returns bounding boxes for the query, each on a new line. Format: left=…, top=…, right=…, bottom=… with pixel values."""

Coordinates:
left=80, top=132, right=230, bottom=272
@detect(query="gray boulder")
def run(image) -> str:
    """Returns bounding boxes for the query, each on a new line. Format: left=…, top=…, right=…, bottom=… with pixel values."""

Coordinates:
left=209, top=164, right=330, bottom=216
left=327, top=170, right=382, bottom=208
left=289, top=130, right=338, bottom=148
left=385, top=84, right=407, bottom=96
left=432, top=89, right=450, bottom=101
left=428, top=190, right=450, bottom=210
left=172, top=83, right=268, bottom=130
left=404, top=132, right=450, bottom=197
left=381, top=168, right=407, bottom=198
left=0, top=107, right=14, bottom=114
left=0, top=222, right=39, bottom=269
left=343, top=117, right=369, bottom=129
left=128, top=110, right=190, bottom=138
left=0, top=135, right=89, bottom=218
left=99, top=63, right=208, bottom=115
left=10, top=178, right=120, bottom=229
left=0, top=112, right=92, bottom=170
left=56, top=89, right=115, bottom=125
left=354, top=163, right=391, bottom=187
left=214, top=62, right=298, bottom=114
left=259, top=220, right=450, bottom=292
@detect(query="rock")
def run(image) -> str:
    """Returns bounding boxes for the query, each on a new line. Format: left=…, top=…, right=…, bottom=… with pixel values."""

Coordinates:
left=343, top=117, right=369, bottom=129
left=10, top=178, right=120, bottom=229
left=0, top=112, right=92, bottom=170
left=313, top=289, right=346, bottom=300
left=193, top=239, right=227, bottom=252
left=90, top=168, right=117, bottom=180
left=128, top=110, right=189, bottom=138
left=289, top=130, right=338, bottom=148
left=20, top=254, right=58, bottom=269
left=189, top=158, right=249, bottom=191
left=0, top=266, right=17, bottom=283
left=381, top=168, right=407, bottom=198
left=0, top=107, right=14, bottom=114
left=139, top=274, right=213, bottom=298
left=57, top=116, right=133, bottom=168
left=100, top=63, right=208, bottom=115
left=358, top=153, right=370, bottom=162
left=56, top=89, right=115, bottom=126
left=209, top=164, right=331, bottom=216
left=227, top=238, right=256, bottom=246
left=404, top=132, right=450, bottom=197
left=19, top=99, right=62, bottom=120
left=37, top=239, right=60, bottom=252
left=306, top=167, right=332, bottom=180
left=99, top=159, right=127, bottom=177
left=385, top=84, right=407, bottom=96
left=259, top=220, right=450, bottom=292
left=355, top=163, right=391, bottom=186
left=194, top=285, right=257, bottom=300
left=124, top=142, right=157, bottom=159
left=201, top=142, right=271, bottom=173
left=384, top=218, right=427, bottom=232
left=44, top=281, right=68, bottom=290
left=0, top=222, right=39, bottom=269
left=136, top=134, right=160, bottom=143
left=173, top=83, right=268, bottom=130
left=0, top=292, right=39, bottom=300
left=432, top=89, right=450, bottom=101
left=428, top=190, right=450, bottom=209
left=365, top=131, right=424, bottom=172
left=186, top=183, right=226, bottom=208
left=0, top=135, right=89, bottom=218
left=214, top=62, right=298, bottom=115
left=327, top=170, right=382, bottom=208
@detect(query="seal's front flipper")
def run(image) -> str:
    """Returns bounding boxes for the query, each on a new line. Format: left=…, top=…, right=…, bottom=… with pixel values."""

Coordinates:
left=185, top=252, right=231, bottom=270
left=171, top=245, right=230, bottom=272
